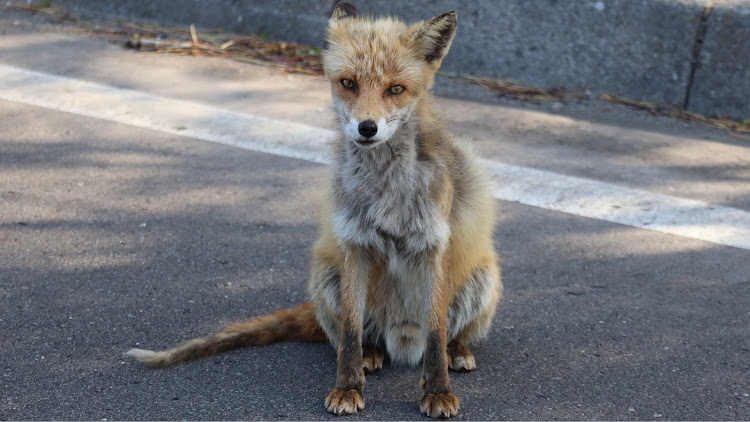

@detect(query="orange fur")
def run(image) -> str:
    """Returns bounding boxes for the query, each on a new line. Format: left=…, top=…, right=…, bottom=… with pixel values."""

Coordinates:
left=126, top=303, right=325, bottom=368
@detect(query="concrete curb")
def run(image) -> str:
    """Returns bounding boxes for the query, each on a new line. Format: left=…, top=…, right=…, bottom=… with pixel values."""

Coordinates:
left=690, top=1, right=750, bottom=119
left=53, top=0, right=749, bottom=120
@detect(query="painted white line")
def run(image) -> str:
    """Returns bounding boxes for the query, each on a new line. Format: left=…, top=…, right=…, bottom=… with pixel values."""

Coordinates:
left=488, top=164, right=750, bottom=250
left=0, top=64, right=334, bottom=165
left=1, top=63, right=749, bottom=250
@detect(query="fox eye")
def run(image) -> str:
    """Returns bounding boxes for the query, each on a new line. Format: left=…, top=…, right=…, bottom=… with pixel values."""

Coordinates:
left=389, top=85, right=405, bottom=95
left=341, top=79, right=356, bottom=91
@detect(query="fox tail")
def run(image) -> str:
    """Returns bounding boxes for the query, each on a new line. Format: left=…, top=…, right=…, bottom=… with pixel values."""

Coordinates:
left=126, top=302, right=327, bottom=367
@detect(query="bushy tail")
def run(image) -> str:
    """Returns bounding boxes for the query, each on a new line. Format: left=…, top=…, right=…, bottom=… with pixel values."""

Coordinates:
left=126, top=302, right=327, bottom=367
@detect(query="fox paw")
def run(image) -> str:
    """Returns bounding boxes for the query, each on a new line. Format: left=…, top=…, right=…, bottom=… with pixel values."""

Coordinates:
left=420, top=392, right=460, bottom=418
left=362, top=345, right=384, bottom=373
left=325, top=388, right=364, bottom=415
left=447, top=341, right=476, bottom=372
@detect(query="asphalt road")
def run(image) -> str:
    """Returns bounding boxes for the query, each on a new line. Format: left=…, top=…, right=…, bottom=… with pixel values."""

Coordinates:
left=1, top=11, right=749, bottom=421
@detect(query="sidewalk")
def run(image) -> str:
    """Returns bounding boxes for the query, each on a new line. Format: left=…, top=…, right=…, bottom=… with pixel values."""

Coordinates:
left=48, top=0, right=750, bottom=120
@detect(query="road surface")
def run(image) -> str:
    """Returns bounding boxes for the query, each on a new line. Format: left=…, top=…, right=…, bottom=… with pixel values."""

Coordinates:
left=1, top=11, right=748, bottom=420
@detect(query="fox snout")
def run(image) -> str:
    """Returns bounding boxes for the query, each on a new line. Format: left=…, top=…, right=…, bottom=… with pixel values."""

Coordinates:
left=339, top=114, right=399, bottom=148
left=353, top=120, right=381, bottom=147
left=358, top=120, right=378, bottom=138
left=352, top=118, right=382, bottom=147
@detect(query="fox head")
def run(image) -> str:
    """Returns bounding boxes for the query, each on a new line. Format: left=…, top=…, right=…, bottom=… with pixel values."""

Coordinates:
left=323, top=2, right=457, bottom=148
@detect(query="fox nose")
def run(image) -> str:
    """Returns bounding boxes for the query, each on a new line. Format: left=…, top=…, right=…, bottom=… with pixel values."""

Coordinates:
left=358, top=120, right=378, bottom=138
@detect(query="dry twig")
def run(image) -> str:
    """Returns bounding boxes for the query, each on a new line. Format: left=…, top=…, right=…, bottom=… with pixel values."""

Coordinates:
left=440, top=72, right=588, bottom=102
left=599, top=94, right=750, bottom=140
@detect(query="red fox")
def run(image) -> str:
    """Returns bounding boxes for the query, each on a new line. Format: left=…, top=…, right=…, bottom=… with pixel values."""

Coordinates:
left=127, top=2, right=502, bottom=418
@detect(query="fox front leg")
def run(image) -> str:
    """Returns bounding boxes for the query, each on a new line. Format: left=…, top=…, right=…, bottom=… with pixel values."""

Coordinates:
left=420, top=254, right=460, bottom=418
left=325, top=247, right=368, bottom=415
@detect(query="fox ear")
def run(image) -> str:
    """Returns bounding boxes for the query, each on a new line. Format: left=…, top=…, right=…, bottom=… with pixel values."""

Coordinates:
left=409, top=11, right=458, bottom=64
left=331, top=2, right=358, bottom=20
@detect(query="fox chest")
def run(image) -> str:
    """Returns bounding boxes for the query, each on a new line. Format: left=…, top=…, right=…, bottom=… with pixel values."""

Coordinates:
left=331, top=169, right=449, bottom=254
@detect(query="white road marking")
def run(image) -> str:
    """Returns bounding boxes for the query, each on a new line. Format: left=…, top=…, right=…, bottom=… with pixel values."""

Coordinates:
left=488, top=164, right=749, bottom=250
left=1, top=63, right=749, bottom=250
left=0, top=64, right=333, bottom=165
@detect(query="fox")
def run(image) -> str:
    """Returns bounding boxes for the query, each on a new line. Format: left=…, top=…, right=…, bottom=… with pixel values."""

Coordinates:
left=126, top=2, right=502, bottom=418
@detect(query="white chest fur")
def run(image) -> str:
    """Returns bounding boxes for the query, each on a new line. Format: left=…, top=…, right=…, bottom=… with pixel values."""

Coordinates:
left=331, top=142, right=450, bottom=255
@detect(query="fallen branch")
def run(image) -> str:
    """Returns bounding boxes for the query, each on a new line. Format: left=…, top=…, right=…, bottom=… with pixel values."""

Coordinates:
left=599, top=94, right=750, bottom=141
left=440, top=72, right=588, bottom=102
left=123, top=31, right=323, bottom=75
left=5, top=0, right=77, bottom=22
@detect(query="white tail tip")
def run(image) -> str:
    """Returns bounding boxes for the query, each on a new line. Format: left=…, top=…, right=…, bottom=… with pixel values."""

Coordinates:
left=125, top=348, right=158, bottom=364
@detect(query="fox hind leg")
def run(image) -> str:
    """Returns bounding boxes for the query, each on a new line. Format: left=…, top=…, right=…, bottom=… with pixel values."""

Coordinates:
left=447, top=340, right=476, bottom=372
left=362, top=343, right=385, bottom=373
